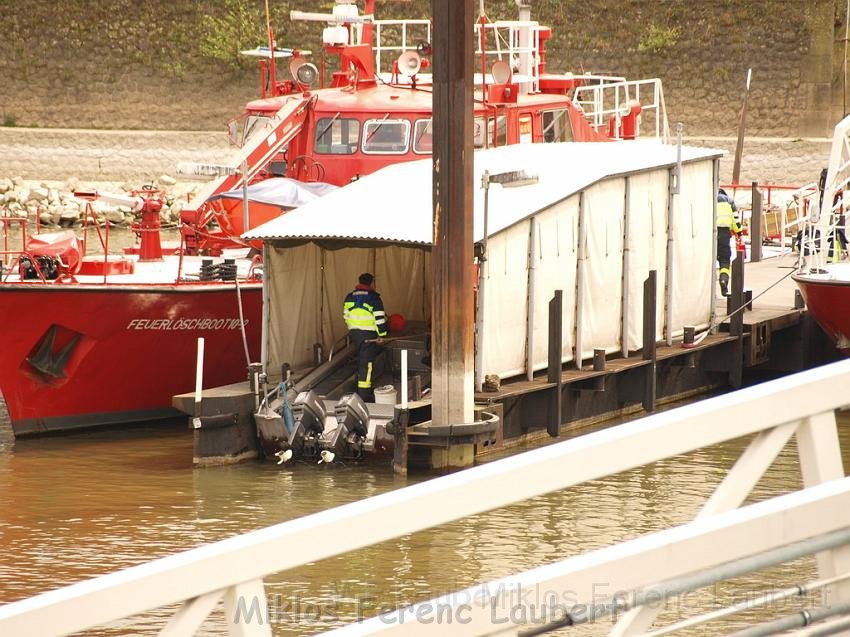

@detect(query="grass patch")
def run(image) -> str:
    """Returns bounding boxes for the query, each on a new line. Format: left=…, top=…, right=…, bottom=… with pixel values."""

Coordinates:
left=638, top=24, right=681, bottom=54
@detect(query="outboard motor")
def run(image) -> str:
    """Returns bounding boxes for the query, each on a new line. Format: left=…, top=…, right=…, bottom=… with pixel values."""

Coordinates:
left=284, top=389, right=327, bottom=460
left=320, top=393, right=370, bottom=462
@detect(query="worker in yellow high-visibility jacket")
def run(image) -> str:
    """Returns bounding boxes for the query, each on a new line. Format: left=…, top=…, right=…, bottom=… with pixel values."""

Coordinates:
left=716, top=189, right=742, bottom=297
left=343, top=273, right=387, bottom=402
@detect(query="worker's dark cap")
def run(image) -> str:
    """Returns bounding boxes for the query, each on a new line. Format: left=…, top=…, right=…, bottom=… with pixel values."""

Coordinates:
left=358, top=272, right=374, bottom=285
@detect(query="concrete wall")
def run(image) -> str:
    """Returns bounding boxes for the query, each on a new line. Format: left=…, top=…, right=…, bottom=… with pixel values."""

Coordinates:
left=1, top=1, right=849, bottom=137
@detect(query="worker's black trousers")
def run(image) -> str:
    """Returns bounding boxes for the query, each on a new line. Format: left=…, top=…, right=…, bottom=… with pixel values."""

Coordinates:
left=717, top=226, right=732, bottom=274
left=350, top=329, right=380, bottom=403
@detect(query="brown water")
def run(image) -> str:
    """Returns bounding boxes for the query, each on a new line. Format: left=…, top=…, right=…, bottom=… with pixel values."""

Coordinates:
left=0, top=404, right=848, bottom=636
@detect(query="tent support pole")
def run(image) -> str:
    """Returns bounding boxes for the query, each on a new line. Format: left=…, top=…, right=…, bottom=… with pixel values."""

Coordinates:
left=574, top=191, right=587, bottom=369
left=261, top=243, right=270, bottom=389
left=526, top=217, right=537, bottom=380
left=621, top=177, right=631, bottom=357
left=710, top=158, right=719, bottom=332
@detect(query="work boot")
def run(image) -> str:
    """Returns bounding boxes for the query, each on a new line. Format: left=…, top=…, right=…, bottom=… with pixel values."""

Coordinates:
left=719, top=273, right=729, bottom=297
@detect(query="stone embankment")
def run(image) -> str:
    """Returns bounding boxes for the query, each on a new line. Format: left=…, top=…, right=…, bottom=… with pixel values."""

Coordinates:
left=0, top=175, right=199, bottom=230
left=0, top=128, right=232, bottom=229
left=0, top=128, right=836, bottom=229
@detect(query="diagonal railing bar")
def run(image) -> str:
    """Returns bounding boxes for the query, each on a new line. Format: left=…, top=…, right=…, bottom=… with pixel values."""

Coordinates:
left=158, top=589, right=225, bottom=637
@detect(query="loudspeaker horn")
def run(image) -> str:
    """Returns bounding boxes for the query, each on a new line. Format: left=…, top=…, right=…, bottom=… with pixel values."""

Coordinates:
left=290, top=58, right=319, bottom=86
left=397, top=50, right=422, bottom=77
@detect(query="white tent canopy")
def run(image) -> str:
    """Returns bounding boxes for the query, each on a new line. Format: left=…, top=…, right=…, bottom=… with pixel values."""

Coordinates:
left=251, top=141, right=724, bottom=381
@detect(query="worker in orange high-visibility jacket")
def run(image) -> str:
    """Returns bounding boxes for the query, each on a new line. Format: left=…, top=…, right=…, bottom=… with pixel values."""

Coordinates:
left=716, top=189, right=742, bottom=297
left=343, top=273, right=387, bottom=402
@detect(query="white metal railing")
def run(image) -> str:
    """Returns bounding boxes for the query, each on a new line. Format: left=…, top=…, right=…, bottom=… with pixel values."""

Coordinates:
left=800, top=113, right=850, bottom=268
left=372, top=19, right=432, bottom=78
left=778, top=181, right=817, bottom=261
left=474, top=20, right=541, bottom=93
left=373, top=19, right=542, bottom=93
left=572, top=77, right=670, bottom=142
left=3, top=360, right=850, bottom=636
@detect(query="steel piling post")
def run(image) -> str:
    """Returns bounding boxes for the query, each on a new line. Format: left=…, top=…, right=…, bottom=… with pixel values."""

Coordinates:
left=431, top=0, right=475, bottom=426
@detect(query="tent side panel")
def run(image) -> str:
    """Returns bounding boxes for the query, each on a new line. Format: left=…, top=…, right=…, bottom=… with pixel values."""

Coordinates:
left=530, top=196, right=579, bottom=371
left=670, top=160, right=714, bottom=334
left=320, top=248, right=371, bottom=353
left=481, top=220, right=531, bottom=379
left=268, top=243, right=323, bottom=373
left=581, top=178, right=626, bottom=358
left=625, top=168, right=670, bottom=350
left=376, top=246, right=432, bottom=329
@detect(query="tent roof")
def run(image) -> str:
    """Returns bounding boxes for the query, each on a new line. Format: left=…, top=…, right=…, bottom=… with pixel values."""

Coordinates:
left=243, top=141, right=724, bottom=246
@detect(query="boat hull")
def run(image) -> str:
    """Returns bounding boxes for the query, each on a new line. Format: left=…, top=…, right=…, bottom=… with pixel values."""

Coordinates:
left=0, top=283, right=262, bottom=436
left=793, top=273, right=850, bottom=353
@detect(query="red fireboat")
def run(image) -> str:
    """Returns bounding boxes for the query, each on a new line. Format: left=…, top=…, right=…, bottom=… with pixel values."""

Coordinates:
left=0, top=0, right=668, bottom=436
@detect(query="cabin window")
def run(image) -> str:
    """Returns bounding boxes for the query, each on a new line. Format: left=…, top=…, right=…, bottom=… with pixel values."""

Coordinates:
left=242, top=115, right=271, bottom=146
left=519, top=114, right=533, bottom=143
left=314, top=117, right=361, bottom=155
left=542, top=109, right=573, bottom=143
left=473, top=117, right=487, bottom=148
left=473, top=116, right=507, bottom=148
left=361, top=119, right=411, bottom=154
left=491, top=115, right=508, bottom=146
left=413, top=119, right=433, bottom=154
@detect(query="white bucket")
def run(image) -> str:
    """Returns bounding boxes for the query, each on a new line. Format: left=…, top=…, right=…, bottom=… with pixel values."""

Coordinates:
left=374, top=385, right=397, bottom=405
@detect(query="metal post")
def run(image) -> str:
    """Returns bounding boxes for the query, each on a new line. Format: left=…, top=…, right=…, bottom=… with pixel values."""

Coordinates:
left=729, top=252, right=744, bottom=389
left=665, top=166, right=676, bottom=346
left=475, top=173, right=490, bottom=393
left=392, top=407, right=410, bottom=477
left=241, top=160, right=250, bottom=235
left=431, top=0, right=474, bottom=426
left=593, top=349, right=605, bottom=371
left=260, top=243, right=270, bottom=379
left=621, top=177, right=631, bottom=356
left=751, top=181, right=762, bottom=262
left=575, top=191, right=587, bottom=368
left=732, top=68, right=752, bottom=187
left=401, top=350, right=408, bottom=410
left=642, top=270, right=657, bottom=412
left=547, top=290, right=563, bottom=437
left=526, top=217, right=537, bottom=380
left=710, top=159, right=719, bottom=332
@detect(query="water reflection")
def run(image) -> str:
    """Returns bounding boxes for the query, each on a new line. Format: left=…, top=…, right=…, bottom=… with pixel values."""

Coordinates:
left=0, top=408, right=846, bottom=636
